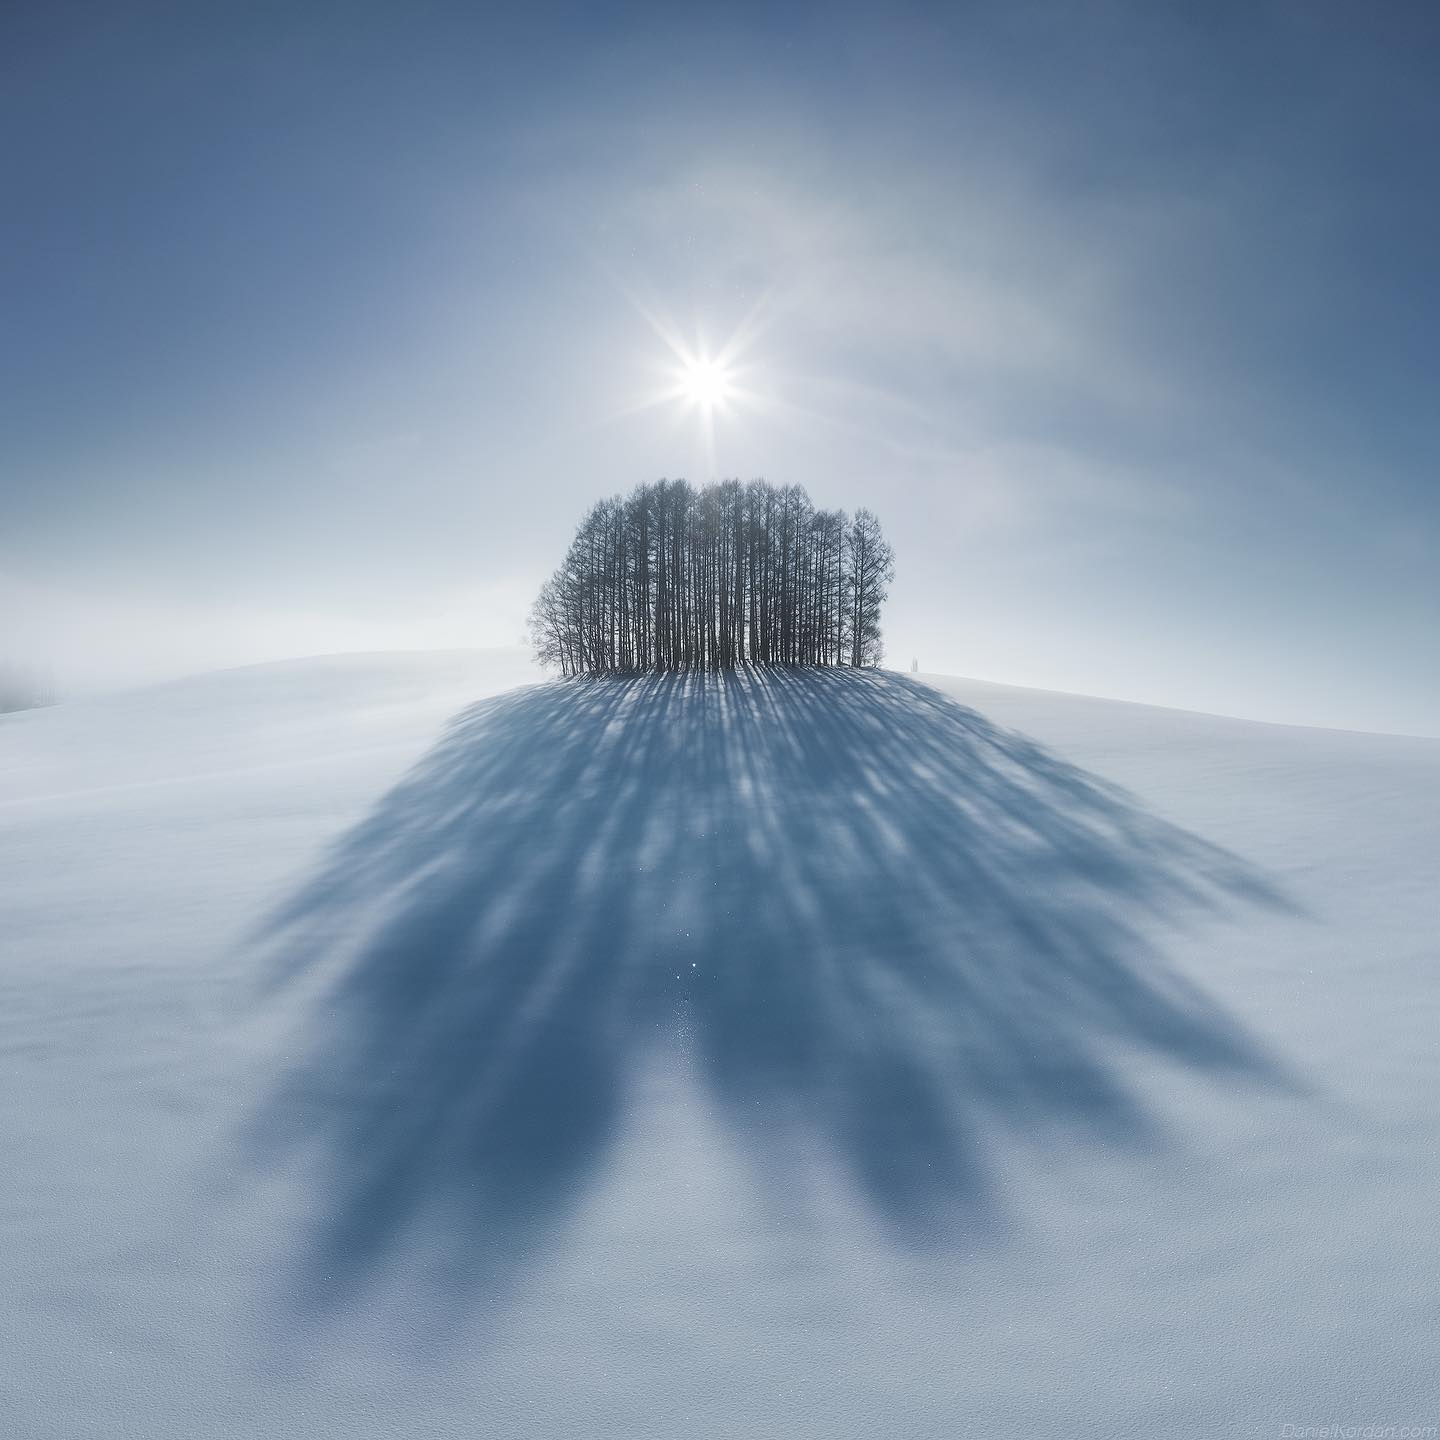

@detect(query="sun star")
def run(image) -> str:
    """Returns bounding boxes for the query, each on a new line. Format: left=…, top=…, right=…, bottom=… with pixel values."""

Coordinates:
left=678, top=356, right=732, bottom=410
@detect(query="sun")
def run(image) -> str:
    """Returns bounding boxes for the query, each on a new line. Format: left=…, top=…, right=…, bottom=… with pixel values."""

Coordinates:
left=679, top=356, right=732, bottom=409
left=606, top=283, right=774, bottom=471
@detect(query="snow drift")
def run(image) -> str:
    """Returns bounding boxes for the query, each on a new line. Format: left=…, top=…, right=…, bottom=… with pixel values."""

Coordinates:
left=2, top=651, right=1437, bottom=1438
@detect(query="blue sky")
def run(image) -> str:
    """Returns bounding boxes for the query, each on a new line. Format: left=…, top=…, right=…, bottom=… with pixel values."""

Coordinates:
left=3, top=0, right=1437, bottom=732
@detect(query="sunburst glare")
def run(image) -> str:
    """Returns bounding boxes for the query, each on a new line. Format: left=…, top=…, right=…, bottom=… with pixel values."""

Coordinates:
left=598, top=277, right=781, bottom=474
left=678, top=355, right=732, bottom=410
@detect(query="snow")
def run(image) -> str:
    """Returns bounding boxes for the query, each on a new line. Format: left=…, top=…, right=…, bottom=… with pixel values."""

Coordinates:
left=2, top=650, right=1437, bottom=1438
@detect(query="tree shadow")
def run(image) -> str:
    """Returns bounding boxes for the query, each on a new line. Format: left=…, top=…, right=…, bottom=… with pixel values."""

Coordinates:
left=247, top=669, right=1296, bottom=1337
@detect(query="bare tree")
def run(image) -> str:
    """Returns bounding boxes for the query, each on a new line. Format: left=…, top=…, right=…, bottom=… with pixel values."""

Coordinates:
left=846, top=508, right=896, bottom=668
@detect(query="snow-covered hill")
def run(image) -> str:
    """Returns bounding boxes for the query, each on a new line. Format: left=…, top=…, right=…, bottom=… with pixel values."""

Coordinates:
left=2, top=651, right=1437, bottom=1438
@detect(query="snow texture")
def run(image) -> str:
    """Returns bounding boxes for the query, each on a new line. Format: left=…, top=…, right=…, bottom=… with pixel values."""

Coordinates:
left=2, top=650, right=1437, bottom=1438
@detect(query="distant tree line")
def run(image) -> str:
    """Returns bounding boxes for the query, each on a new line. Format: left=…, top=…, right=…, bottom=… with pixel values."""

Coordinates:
left=529, top=479, right=895, bottom=676
left=0, top=663, right=56, bottom=714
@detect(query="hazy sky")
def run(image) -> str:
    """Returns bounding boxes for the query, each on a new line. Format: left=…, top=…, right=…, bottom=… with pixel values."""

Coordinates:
left=3, top=1, right=1437, bottom=733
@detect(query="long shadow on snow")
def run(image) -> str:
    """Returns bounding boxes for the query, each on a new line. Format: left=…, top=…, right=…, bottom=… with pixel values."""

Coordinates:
left=252, top=669, right=1293, bottom=1330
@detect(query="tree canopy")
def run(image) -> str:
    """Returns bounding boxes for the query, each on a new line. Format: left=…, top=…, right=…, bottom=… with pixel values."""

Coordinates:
left=529, top=479, right=895, bottom=676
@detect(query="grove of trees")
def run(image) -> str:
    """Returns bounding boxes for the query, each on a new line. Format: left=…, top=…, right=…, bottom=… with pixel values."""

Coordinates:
left=529, top=479, right=895, bottom=676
